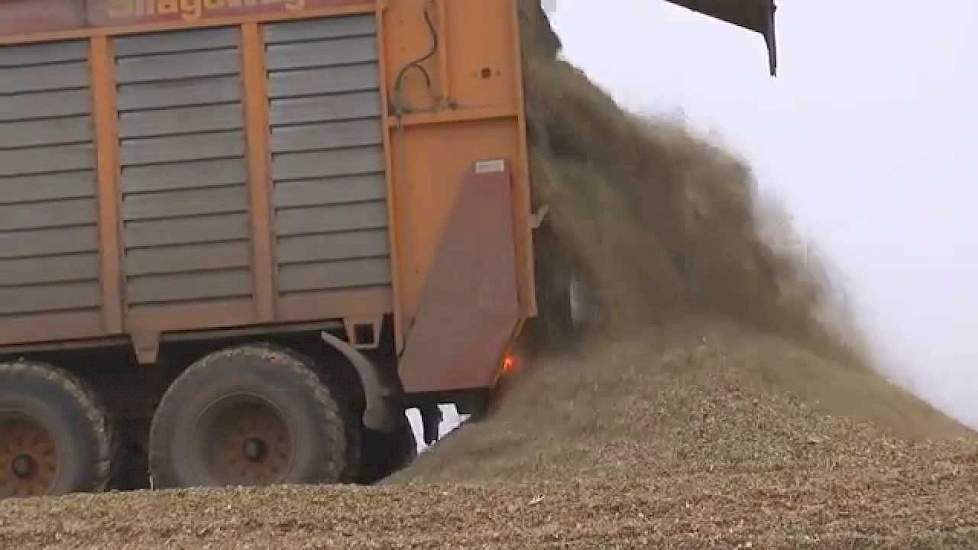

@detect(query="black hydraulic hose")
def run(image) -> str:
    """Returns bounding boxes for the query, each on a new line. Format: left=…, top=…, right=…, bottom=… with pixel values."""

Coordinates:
left=392, top=0, right=439, bottom=115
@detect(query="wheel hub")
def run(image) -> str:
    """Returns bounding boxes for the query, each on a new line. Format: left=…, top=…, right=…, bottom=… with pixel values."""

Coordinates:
left=202, top=399, right=294, bottom=487
left=0, top=415, right=57, bottom=498
left=11, top=454, right=36, bottom=479
left=242, top=438, right=268, bottom=463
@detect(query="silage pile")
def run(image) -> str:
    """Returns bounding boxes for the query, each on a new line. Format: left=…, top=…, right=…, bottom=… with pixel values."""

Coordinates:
left=385, top=6, right=978, bottom=542
left=397, top=0, right=976, bottom=502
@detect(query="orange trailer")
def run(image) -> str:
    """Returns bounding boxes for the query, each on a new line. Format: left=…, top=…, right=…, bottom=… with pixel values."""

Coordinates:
left=0, top=0, right=535, bottom=497
left=0, top=0, right=777, bottom=498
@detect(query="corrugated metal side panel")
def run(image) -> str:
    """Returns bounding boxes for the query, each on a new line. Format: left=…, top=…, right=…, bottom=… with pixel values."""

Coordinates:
left=265, top=16, right=392, bottom=297
left=0, top=39, right=101, bottom=317
left=115, top=28, right=254, bottom=308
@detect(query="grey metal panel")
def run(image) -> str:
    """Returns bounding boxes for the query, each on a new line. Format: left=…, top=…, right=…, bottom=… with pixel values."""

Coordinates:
left=127, top=269, right=252, bottom=305
left=0, top=89, right=91, bottom=122
left=115, top=26, right=254, bottom=307
left=0, top=171, right=96, bottom=205
left=121, top=158, right=248, bottom=194
left=0, top=62, right=90, bottom=95
left=0, top=282, right=101, bottom=315
left=272, top=119, right=383, bottom=153
left=121, top=131, right=245, bottom=166
left=0, top=41, right=89, bottom=68
left=269, top=92, right=382, bottom=126
left=115, top=28, right=238, bottom=57
left=119, top=104, right=243, bottom=138
left=0, top=198, right=96, bottom=232
left=0, top=117, right=93, bottom=150
left=0, top=144, right=94, bottom=177
left=0, top=226, right=99, bottom=259
left=277, top=230, right=390, bottom=265
left=273, top=146, right=385, bottom=181
left=276, top=201, right=388, bottom=237
left=117, top=49, right=241, bottom=84
left=278, top=257, right=392, bottom=293
left=266, top=36, right=377, bottom=71
left=266, top=17, right=392, bottom=299
left=124, top=213, right=251, bottom=248
left=268, top=64, right=379, bottom=98
left=0, top=253, right=99, bottom=286
left=123, top=186, right=249, bottom=221
left=264, top=15, right=376, bottom=44
left=117, top=77, right=242, bottom=111
left=125, top=240, right=251, bottom=277
left=0, top=37, right=98, bottom=312
left=274, top=174, right=387, bottom=209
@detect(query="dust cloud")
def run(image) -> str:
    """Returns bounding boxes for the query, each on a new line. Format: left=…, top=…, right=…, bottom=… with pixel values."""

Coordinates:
left=397, top=0, right=971, bottom=484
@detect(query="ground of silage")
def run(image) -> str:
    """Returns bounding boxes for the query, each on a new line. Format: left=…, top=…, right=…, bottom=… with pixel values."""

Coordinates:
left=2, top=324, right=976, bottom=549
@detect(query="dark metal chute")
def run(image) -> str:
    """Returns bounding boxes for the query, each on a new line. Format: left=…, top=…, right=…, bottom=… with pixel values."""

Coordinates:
left=664, top=0, right=779, bottom=75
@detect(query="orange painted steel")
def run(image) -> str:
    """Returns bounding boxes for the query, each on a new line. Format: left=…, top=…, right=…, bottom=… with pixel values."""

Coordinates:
left=90, top=36, right=125, bottom=335
left=0, top=0, right=536, bottom=394
left=240, top=23, right=277, bottom=324
left=381, top=0, right=535, bottom=339
left=373, top=0, right=406, bottom=353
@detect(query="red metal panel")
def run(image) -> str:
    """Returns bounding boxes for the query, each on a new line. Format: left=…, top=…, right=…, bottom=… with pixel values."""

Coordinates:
left=0, top=0, right=367, bottom=37
left=0, top=1, right=87, bottom=36
left=88, top=0, right=365, bottom=26
left=398, top=162, right=521, bottom=394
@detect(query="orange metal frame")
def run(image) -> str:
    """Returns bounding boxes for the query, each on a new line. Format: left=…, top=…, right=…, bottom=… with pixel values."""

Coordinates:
left=0, top=0, right=536, bottom=367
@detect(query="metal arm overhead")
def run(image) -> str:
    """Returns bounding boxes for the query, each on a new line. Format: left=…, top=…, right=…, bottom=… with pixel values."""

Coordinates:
left=664, top=0, right=779, bottom=75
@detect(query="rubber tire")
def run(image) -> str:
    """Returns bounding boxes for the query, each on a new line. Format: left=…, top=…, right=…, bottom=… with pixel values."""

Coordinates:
left=302, top=355, right=362, bottom=483
left=358, top=414, right=418, bottom=483
left=0, top=361, right=114, bottom=497
left=149, top=345, right=350, bottom=489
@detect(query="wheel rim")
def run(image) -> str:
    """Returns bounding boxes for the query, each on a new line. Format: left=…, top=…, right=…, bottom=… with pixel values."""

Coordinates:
left=199, top=396, right=294, bottom=487
left=0, top=414, right=58, bottom=498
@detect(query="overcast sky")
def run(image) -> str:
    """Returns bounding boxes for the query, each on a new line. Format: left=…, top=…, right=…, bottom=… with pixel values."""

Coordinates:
left=548, top=1, right=978, bottom=428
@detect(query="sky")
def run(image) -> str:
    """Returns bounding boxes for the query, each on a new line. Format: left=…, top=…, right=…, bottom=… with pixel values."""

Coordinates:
left=547, top=0, right=978, bottom=428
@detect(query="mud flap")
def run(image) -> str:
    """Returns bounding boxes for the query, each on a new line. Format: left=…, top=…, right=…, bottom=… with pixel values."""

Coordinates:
left=397, top=160, right=521, bottom=394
